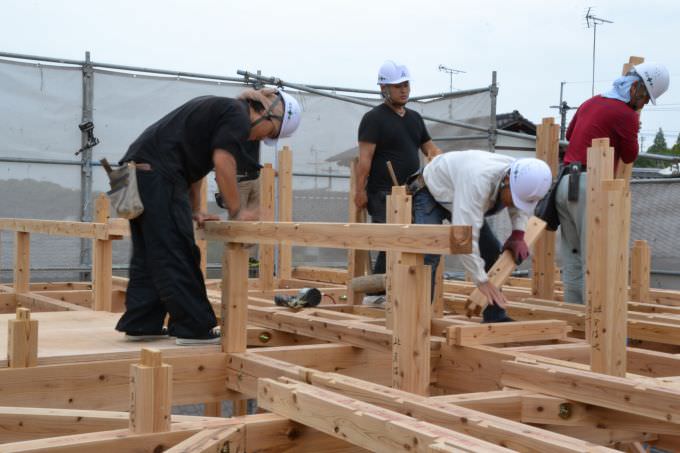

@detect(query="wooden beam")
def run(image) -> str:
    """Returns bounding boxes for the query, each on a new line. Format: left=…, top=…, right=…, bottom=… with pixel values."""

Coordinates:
left=532, top=117, right=560, bottom=299
left=259, top=163, right=276, bottom=291
left=292, top=266, right=348, bottom=285
left=257, top=377, right=512, bottom=453
left=277, top=146, right=293, bottom=281
left=92, top=194, right=113, bottom=311
left=205, top=221, right=472, bottom=255
left=447, top=320, right=571, bottom=346
left=16, top=293, right=89, bottom=312
left=502, top=359, right=680, bottom=423
left=466, top=217, right=547, bottom=314
left=222, top=243, right=249, bottom=353
left=164, top=424, right=244, bottom=453
left=7, top=308, right=38, bottom=368
left=391, top=253, right=430, bottom=395
left=14, top=231, right=30, bottom=294
left=0, top=219, right=111, bottom=240
left=0, top=352, right=236, bottom=411
left=630, top=240, right=650, bottom=303
left=129, top=348, right=172, bottom=434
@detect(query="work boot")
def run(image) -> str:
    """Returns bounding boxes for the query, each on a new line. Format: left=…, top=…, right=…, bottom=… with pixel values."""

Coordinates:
left=481, top=304, right=514, bottom=324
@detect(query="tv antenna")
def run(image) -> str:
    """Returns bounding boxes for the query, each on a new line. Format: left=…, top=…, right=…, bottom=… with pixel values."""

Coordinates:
left=585, top=7, right=613, bottom=96
left=438, top=65, right=466, bottom=92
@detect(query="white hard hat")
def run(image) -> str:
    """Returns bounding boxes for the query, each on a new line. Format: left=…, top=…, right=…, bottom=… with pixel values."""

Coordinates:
left=377, top=60, right=410, bottom=85
left=263, top=90, right=302, bottom=146
left=508, top=158, right=552, bottom=214
left=632, top=62, right=670, bottom=105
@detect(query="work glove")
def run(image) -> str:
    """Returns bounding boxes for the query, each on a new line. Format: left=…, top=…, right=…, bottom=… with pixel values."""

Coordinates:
left=503, top=230, right=529, bottom=265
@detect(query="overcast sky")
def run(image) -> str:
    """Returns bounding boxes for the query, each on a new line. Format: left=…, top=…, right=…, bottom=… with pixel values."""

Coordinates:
left=2, top=0, right=679, bottom=150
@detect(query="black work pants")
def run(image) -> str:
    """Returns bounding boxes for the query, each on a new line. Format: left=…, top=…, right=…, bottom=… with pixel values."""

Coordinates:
left=115, top=168, right=217, bottom=338
left=366, top=190, right=388, bottom=294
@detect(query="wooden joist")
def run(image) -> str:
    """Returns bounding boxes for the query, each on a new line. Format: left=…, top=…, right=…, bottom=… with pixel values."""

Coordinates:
left=502, top=359, right=680, bottom=423
left=258, top=377, right=512, bottom=453
left=204, top=221, right=472, bottom=254
left=446, top=320, right=571, bottom=346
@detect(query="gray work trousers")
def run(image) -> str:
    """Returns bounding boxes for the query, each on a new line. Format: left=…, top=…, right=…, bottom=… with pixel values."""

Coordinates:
left=555, top=172, right=588, bottom=304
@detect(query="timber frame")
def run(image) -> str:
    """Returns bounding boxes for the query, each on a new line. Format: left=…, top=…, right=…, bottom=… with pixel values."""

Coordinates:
left=2, top=60, right=680, bottom=451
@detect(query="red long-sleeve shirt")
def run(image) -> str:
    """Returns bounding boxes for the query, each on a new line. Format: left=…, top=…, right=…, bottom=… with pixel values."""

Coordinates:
left=564, top=95, right=639, bottom=167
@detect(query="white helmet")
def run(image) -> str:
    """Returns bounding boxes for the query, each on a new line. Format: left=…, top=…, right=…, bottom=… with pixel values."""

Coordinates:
left=632, top=62, right=670, bottom=105
left=508, top=158, right=552, bottom=214
left=263, top=90, right=302, bottom=146
left=377, top=60, right=410, bottom=85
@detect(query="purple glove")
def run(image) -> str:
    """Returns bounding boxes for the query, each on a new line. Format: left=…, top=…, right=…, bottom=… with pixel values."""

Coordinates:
left=503, top=230, right=529, bottom=265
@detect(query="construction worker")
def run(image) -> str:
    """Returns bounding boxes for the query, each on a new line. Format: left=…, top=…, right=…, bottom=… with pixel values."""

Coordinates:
left=411, top=150, right=552, bottom=322
left=115, top=88, right=302, bottom=345
left=556, top=62, right=670, bottom=304
left=355, top=60, right=441, bottom=301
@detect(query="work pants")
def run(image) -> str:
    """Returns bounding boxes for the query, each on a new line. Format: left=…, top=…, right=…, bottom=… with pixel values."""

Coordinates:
left=366, top=190, right=389, bottom=282
left=555, top=172, right=588, bottom=304
left=115, top=168, right=218, bottom=338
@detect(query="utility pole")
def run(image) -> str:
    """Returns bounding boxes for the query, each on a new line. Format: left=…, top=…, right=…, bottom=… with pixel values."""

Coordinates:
left=550, top=81, right=576, bottom=141
left=437, top=65, right=466, bottom=92
left=585, top=8, right=613, bottom=96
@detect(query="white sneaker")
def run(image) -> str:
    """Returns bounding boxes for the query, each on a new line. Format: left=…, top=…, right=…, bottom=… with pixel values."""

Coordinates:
left=362, top=295, right=386, bottom=305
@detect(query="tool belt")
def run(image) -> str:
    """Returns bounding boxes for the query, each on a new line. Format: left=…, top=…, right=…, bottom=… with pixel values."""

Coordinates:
left=101, top=159, right=145, bottom=220
left=406, top=171, right=426, bottom=195
left=237, top=170, right=260, bottom=183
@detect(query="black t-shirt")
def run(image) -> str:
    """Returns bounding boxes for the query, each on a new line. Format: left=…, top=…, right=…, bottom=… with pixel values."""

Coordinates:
left=238, top=140, right=262, bottom=175
left=358, top=103, right=431, bottom=192
left=121, top=96, right=252, bottom=184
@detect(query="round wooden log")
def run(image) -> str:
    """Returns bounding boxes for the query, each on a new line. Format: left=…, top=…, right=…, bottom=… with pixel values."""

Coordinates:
left=349, top=274, right=386, bottom=293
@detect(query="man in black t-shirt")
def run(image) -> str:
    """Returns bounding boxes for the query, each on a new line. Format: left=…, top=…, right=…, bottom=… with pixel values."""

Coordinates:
left=355, top=61, right=441, bottom=290
left=116, top=89, right=301, bottom=345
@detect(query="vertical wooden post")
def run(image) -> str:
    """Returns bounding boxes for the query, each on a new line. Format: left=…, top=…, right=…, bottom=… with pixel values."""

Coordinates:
left=14, top=231, right=30, bottom=294
left=392, top=252, right=430, bottom=395
left=386, top=186, right=412, bottom=329
left=204, top=401, right=222, bottom=417
left=586, top=140, right=628, bottom=377
left=532, top=117, right=560, bottom=299
left=630, top=240, right=650, bottom=303
left=232, top=399, right=248, bottom=417
left=431, top=260, right=445, bottom=318
left=222, top=243, right=249, bottom=353
left=93, top=194, right=113, bottom=311
left=347, top=158, right=370, bottom=304
left=259, top=164, right=276, bottom=291
left=197, top=177, right=209, bottom=278
left=129, top=348, right=172, bottom=434
left=277, top=147, right=293, bottom=281
left=7, top=308, right=38, bottom=368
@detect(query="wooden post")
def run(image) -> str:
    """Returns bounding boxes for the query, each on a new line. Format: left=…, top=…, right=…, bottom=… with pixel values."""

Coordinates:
left=197, top=177, right=209, bottom=278
left=221, top=243, right=249, bottom=353
left=204, top=401, right=222, bottom=417
left=14, top=231, right=30, bottom=294
left=630, top=240, right=650, bottom=303
left=432, top=260, right=445, bottom=318
left=586, top=140, right=628, bottom=377
left=585, top=138, right=615, bottom=340
left=386, top=186, right=412, bottom=329
left=129, top=348, right=172, bottom=434
left=259, top=164, right=276, bottom=291
left=277, top=147, right=293, bottom=280
left=531, top=117, right=560, bottom=299
left=392, top=252, right=430, bottom=395
left=93, top=194, right=113, bottom=311
left=7, top=307, right=38, bottom=368
left=347, top=158, right=370, bottom=304
left=232, top=399, right=248, bottom=417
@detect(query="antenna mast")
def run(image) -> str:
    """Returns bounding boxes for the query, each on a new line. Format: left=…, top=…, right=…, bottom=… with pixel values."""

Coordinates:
left=585, top=7, right=613, bottom=96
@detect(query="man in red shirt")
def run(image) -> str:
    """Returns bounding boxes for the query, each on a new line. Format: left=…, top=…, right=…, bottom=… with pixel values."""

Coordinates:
left=555, top=62, right=669, bottom=304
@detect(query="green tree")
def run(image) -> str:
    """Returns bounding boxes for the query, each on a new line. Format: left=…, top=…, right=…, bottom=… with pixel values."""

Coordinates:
left=635, top=128, right=669, bottom=168
left=672, top=132, right=680, bottom=153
